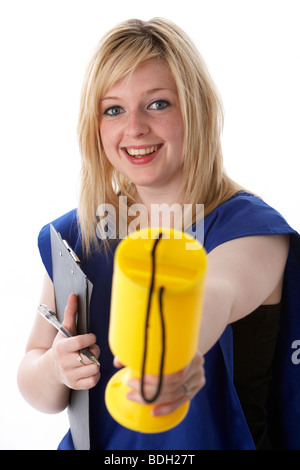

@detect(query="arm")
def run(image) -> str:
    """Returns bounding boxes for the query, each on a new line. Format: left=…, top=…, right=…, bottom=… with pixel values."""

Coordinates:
left=17, top=272, right=100, bottom=414
left=127, top=234, right=289, bottom=414
left=199, top=234, right=290, bottom=354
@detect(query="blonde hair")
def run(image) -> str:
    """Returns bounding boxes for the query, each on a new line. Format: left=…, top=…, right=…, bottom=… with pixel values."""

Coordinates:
left=77, top=17, right=241, bottom=254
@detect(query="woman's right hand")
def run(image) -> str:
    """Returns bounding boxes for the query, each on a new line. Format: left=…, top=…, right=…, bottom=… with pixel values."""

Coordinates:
left=51, top=294, right=101, bottom=390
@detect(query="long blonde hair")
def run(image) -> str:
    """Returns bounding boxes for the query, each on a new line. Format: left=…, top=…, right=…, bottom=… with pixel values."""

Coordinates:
left=77, top=17, right=241, bottom=254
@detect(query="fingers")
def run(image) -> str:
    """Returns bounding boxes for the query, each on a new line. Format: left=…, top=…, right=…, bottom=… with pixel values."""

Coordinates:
left=52, top=320, right=101, bottom=390
left=68, top=360, right=100, bottom=391
left=126, top=352, right=206, bottom=416
left=153, top=354, right=206, bottom=416
left=58, top=331, right=98, bottom=355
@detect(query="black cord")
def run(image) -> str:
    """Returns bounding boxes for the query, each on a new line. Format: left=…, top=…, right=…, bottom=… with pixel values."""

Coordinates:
left=140, top=233, right=166, bottom=403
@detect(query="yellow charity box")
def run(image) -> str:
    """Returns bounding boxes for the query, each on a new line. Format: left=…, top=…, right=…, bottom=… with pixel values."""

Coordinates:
left=105, top=228, right=207, bottom=433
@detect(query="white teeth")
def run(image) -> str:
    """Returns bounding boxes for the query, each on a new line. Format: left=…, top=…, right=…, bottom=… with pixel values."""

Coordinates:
left=126, top=145, right=159, bottom=157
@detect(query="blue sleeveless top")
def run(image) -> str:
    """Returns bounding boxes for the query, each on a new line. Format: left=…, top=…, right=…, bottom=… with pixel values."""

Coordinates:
left=38, top=192, right=300, bottom=450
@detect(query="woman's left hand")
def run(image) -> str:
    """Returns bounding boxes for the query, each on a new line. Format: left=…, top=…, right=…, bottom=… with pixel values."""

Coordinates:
left=115, top=351, right=205, bottom=416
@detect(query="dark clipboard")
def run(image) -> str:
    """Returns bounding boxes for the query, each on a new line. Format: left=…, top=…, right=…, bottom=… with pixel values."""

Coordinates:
left=50, top=224, right=93, bottom=450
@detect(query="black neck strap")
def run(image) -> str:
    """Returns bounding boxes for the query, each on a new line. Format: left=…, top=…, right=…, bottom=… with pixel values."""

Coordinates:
left=140, top=233, right=166, bottom=403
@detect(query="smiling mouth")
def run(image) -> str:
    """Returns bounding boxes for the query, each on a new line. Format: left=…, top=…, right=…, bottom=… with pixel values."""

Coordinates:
left=123, top=144, right=163, bottom=158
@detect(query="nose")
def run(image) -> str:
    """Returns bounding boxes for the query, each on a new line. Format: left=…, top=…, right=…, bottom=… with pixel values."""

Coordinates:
left=125, top=109, right=150, bottom=138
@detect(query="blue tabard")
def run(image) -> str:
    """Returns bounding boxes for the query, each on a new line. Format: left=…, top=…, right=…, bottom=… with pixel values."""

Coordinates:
left=38, top=191, right=300, bottom=450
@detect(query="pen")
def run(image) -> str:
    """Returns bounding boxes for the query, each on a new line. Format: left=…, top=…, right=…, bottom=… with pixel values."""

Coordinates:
left=38, top=304, right=100, bottom=366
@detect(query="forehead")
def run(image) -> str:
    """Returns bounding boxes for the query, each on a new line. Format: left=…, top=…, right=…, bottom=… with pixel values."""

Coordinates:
left=102, top=59, right=177, bottom=97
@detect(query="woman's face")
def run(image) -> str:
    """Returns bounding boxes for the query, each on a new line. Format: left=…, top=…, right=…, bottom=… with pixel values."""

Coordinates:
left=99, top=59, right=184, bottom=202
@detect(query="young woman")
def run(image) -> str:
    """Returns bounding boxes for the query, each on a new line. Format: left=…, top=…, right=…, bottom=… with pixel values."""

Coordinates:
left=18, top=18, right=300, bottom=450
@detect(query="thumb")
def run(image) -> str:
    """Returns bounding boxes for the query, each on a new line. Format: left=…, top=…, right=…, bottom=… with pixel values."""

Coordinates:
left=62, top=293, right=78, bottom=336
left=113, top=357, right=124, bottom=368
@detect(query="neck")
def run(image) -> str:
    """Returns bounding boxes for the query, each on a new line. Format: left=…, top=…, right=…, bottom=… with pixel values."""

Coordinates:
left=136, top=179, right=183, bottom=211
left=135, top=185, right=183, bottom=230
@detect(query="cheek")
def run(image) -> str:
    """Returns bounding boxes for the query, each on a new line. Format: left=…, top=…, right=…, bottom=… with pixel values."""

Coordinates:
left=99, top=122, right=109, bottom=146
left=167, top=120, right=184, bottom=152
left=161, top=113, right=184, bottom=144
left=99, top=123, right=117, bottom=156
left=98, top=128, right=116, bottom=172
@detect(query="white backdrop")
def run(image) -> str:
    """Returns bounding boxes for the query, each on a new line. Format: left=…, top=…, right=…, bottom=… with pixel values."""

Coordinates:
left=0, top=0, right=299, bottom=450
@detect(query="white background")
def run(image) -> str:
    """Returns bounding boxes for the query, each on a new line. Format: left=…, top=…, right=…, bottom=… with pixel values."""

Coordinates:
left=0, top=0, right=299, bottom=450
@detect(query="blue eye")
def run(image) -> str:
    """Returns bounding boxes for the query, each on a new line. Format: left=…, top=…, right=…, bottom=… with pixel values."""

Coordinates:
left=148, top=100, right=170, bottom=110
left=104, top=106, right=123, bottom=116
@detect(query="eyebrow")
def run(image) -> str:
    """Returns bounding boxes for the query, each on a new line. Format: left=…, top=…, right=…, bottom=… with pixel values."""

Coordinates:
left=101, top=87, right=176, bottom=102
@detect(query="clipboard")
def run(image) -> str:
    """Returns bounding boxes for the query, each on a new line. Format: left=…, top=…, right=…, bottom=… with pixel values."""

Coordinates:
left=50, top=224, right=93, bottom=450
